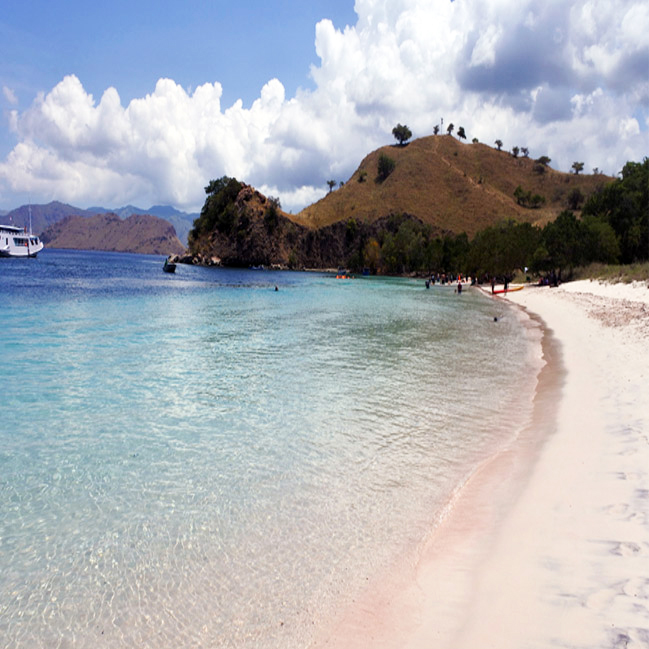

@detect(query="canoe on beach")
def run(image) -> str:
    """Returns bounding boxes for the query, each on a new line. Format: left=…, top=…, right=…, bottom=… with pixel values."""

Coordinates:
left=493, top=285, right=524, bottom=294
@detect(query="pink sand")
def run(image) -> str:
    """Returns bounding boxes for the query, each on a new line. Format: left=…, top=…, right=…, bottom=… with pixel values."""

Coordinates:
left=314, top=279, right=649, bottom=648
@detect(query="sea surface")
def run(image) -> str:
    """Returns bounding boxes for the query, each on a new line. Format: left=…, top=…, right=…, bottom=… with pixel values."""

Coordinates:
left=0, top=249, right=541, bottom=648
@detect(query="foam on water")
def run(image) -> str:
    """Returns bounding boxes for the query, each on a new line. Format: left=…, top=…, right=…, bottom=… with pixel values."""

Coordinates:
left=0, top=250, right=540, bottom=647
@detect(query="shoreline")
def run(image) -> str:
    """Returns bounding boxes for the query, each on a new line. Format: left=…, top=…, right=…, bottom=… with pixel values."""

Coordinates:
left=314, top=279, right=649, bottom=648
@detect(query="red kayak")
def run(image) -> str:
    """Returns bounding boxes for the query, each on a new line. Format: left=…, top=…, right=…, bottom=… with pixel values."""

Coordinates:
left=493, top=285, right=524, bottom=294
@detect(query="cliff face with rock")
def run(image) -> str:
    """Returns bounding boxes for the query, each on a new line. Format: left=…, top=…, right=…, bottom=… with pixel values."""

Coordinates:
left=184, top=181, right=434, bottom=272
left=40, top=213, right=185, bottom=255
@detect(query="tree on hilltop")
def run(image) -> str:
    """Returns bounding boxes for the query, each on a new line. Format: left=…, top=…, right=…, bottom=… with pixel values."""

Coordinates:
left=572, top=161, right=584, bottom=175
left=327, top=180, right=336, bottom=193
left=495, top=139, right=503, bottom=151
left=447, top=123, right=454, bottom=136
left=457, top=126, right=466, bottom=140
left=392, top=124, right=412, bottom=146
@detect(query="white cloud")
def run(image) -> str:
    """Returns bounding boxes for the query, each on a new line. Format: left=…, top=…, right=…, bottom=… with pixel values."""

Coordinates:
left=0, top=0, right=647, bottom=212
left=2, top=86, right=18, bottom=105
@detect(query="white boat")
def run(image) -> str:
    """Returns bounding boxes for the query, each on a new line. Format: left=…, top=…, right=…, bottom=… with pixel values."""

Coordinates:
left=0, top=224, right=44, bottom=257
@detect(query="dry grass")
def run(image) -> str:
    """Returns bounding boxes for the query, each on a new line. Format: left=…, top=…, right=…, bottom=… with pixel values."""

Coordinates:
left=294, top=135, right=611, bottom=237
left=573, top=262, right=649, bottom=284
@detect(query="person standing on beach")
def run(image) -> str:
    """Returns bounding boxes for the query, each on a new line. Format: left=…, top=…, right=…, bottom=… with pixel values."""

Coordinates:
left=491, top=277, right=496, bottom=294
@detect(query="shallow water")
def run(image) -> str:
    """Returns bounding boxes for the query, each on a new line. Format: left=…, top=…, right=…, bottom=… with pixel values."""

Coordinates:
left=0, top=250, right=540, bottom=647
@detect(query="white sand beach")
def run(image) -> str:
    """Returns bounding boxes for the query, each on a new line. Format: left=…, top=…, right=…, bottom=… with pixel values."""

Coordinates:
left=316, top=279, right=649, bottom=649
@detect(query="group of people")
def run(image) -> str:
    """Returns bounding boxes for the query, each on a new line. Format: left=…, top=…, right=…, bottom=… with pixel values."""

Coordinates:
left=425, top=273, right=472, bottom=293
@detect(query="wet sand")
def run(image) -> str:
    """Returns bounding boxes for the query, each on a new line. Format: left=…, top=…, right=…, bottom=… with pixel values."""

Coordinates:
left=315, top=279, right=649, bottom=648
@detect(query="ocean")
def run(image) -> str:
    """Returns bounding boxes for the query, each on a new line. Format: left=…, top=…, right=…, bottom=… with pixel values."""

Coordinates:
left=0, top=249, right=541, bottom=648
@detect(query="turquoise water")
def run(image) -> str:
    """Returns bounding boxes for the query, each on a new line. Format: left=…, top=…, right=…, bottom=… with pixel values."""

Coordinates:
left=0, top=249, right=540, bottom=648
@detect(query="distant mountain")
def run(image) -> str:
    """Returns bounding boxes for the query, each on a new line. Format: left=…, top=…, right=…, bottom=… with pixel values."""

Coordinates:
left=40, top=213, right=186, bottom=256
left=4, top=202, right=94, bottom=235
left=87, top=204, right=198, bottom=244
left=3, top=201, right=197, bottom=245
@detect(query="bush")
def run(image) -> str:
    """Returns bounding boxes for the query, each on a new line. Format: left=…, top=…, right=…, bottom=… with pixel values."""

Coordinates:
left=377, top=153, right=396, bottom=181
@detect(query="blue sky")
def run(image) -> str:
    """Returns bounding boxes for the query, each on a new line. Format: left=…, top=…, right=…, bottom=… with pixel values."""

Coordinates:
left=1, top=0, right=357, bottom=113
left=1, top=0, right=648, bottom=213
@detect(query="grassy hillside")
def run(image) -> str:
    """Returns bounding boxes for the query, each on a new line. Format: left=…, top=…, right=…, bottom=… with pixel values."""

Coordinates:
left=295, top=135, right=611, bottom=237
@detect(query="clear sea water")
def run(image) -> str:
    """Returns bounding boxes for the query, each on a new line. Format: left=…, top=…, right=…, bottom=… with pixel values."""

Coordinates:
left=0, top=249, right=541, bottom=648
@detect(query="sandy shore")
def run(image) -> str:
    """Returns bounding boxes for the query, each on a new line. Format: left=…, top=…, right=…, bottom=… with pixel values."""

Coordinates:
left=315, top=279, right=649, bottom=649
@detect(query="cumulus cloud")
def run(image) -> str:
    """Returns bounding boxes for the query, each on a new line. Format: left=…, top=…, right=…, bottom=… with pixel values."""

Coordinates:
left=1, top=0, right=647, bottom=212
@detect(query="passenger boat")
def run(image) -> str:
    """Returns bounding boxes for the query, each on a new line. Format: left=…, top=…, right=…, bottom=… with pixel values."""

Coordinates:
left=0, top=224, right=44, bottom=258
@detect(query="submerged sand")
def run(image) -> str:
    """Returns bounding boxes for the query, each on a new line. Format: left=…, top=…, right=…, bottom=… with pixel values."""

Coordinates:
left=315, top=279, right=649, bottom=649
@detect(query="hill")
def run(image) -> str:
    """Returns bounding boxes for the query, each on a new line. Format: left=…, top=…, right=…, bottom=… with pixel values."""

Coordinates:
left=294, top=135, right=611, bottom=237
left=40, top=213, right=185, bottom=255
left=4, top=201, right=197, bottom=245
left=4, top=201, right=93, bottom=235
left=87, top=204, right=198, bottom=245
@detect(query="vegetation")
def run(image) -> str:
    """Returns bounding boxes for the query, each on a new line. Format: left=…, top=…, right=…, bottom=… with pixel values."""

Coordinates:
left=377, top=153, right=396, bottom=181
left=190, top=143, right=647, bottom=284
left=392, top=123, right=412, bottom=146
left=264, top=196, right=281, bottom=233
left=190, top=176, right=243, bottom=241
left=514, top=185, right=546, bottom=208
left=580, top=158, right=648, bottom=264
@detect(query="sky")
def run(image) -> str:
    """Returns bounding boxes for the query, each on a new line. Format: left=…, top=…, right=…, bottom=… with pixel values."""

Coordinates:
left=1, top=0, right=647, bottom=214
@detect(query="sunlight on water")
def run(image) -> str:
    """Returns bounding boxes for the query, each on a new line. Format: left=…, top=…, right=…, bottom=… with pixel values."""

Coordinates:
left=0, top=250, right=540, bottom=647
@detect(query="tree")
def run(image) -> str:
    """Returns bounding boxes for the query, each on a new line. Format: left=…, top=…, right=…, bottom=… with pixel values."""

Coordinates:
left=377, top=153, right=396, bottom=181
left=581, top=158, right=649, bottom=263
left=467, top=220, right=541, bottom=278
left=540, top=210, right=585, bottom=280
left=572, top=161, right=584, bottom=175
left=327, top=180, right=336, bottom=193
left=191, top=176, right=243, bottom=239
left=447, top=123, right=454, bottom=136
left=512, top=146, right=520, bottom=158
left=433, top=125, right=440, bottom=136
left=567, top=188, right=584, bottom=211
left=264, top=196, right=281, bottom=233
left=472, top=137, right=479, bottom=144
left=495, top=139, right=503, bottom=151
left=457, top=126, right=466, bottom=140
left=392, top=123, right=412, bottom=146
left=521, top=147, right=529, bottom=158
left=533, top=156, right=551, bottom=175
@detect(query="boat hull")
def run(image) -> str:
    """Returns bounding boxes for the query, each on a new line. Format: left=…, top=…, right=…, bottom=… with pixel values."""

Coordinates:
left=0, top=225, right=44, bottom=257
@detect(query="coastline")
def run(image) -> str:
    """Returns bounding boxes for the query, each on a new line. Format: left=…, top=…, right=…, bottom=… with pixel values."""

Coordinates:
left=315, top=279, right=649, bottom=648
